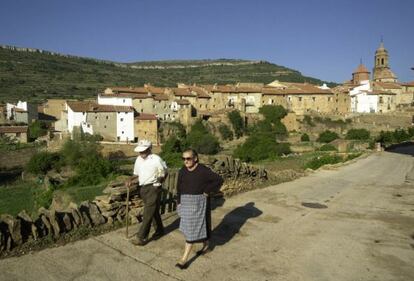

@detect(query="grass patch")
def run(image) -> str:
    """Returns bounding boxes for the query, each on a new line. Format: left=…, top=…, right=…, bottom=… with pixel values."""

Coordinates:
left=0, top=180, right=37, bottom=216
left=60, top=182, right=107, bottom=204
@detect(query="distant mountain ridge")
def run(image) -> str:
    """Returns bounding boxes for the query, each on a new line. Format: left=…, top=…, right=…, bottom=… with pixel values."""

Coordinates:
left=0, top=45, right=336, bottom=103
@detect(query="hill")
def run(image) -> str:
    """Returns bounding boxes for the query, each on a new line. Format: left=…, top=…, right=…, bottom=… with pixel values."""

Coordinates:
left=0, top=45, right=336, bottom=103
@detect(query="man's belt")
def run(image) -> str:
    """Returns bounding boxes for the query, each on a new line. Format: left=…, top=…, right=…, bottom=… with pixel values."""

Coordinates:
left=140, top=183, right=155, bottom=188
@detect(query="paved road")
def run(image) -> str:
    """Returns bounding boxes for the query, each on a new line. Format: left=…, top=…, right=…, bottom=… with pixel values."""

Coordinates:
left=1, top=152, right=414, bottom=281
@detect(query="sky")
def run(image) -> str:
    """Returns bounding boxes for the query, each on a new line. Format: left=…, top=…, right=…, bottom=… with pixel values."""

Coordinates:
left=1, top=0, right=413, bottom=83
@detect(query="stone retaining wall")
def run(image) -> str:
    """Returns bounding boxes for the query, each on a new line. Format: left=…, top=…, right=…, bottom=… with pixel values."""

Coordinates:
left=0, top=156, right=267, bottom=254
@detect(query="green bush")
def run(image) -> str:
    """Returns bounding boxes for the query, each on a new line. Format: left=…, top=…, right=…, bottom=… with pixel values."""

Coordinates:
left=319, top=144, right=337, bottom=151
left=303, top=115, right=315, bottom=127
left=227, top=110, right=245, bottom=138
left=258, top=105, right=287, bottom=123
left=233, top=134, right=291, bottom=162
left=317, top=130, right=339, bottom=143
left=218, top=124, right=233, bottom=140
left=73, top=154, right=114, bottom=186
left=160, top=136, right=183, bottom=168
left=346, top=129, right=370, bottom=140
left=376, top=129, right=412, bottom=145
left=26, top=151, right=62, bottom=175
left=301, top=133, right=310, bottom=142
left=185, top=120, right=220, bottom=154
left=28, top=120, right=49, bottom=141
left=305, top=155, right=343, bottom=170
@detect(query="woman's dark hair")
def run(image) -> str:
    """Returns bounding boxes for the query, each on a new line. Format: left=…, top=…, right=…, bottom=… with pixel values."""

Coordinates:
left=183, top=148, right=199, bottom=163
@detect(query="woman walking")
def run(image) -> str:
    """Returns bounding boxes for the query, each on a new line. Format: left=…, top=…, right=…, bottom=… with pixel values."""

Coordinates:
left=176, top=148, right=223, bottom=269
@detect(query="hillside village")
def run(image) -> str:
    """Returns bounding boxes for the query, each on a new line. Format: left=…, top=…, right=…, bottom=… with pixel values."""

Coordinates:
left=1, top=42, right=414, bottom=147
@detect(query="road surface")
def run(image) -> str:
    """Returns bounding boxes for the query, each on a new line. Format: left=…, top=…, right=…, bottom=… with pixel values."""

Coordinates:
left=1, top=151, right=413, bottom=281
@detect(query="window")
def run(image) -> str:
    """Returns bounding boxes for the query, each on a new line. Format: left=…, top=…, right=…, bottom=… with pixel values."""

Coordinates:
left=122, top=131, right=124, bottom=134
left=140, top=100, right=142, bottom=103
left=120, top=118, right=124, bottom=122
left=123, top=99, right=125, bottom=103
left=312, top=97, right=316, bottom=102
left=16, top=133, right=21, bottom=137
left=106, top=116, right=109, bottom=120
left=104, top=125, right=107, bottom=128
left=328, top=97, right=331, bottom=102
left=298, top=97, right=302, bottom=102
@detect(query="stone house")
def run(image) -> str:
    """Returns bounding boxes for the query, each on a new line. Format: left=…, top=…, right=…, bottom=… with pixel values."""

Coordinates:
left=262, top=82, right=334, bottom=115
left=134, top=113, right=158, bottom=144
left=66, top=101, right=134, bottom=142
left=41, top=99, right=68, bottom=120
left=103, top=87, right=175, bottom=122
left=0, top=125, right=28, bottom=143
left=6, top=101, right=38, bottom=124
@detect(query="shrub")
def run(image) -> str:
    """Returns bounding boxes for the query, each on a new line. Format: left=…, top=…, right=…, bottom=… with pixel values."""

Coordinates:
left=346, top=129, right=370, bottom=140
left=258, top=105, right=287, bottom=123
left=227, top=110, right=245, bottom=138
left=160, top=136, right=183, bottom=168
left=26, top=151, right=61, bottom=175
left=218, top=124, right=233, bottom=140
left=303, top=115, right=315, bottom=127
left=233, top=134, right=290, bottom=162
left=301, top=133, right=310, bottom=142
left=305, top=155, right=343, bottom=170
left=28, top=120, right=49, bottom=141
left=73, top=154, right=114, bottom=186
left=319, top=144, right=337, bottom=151
left=185, top=120, right=220, bottom=154
left=317, top=130, right=339, bottom=143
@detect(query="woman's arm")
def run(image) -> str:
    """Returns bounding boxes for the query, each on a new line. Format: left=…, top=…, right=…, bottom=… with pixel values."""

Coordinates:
left=203, top=166, right=224, bottom=194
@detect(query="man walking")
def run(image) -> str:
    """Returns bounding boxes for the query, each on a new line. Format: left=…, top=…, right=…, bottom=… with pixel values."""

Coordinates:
left=128, top=139, right=168, bottom=246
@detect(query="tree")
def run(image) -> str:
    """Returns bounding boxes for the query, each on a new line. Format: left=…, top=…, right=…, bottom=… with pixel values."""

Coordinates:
left=185, top=120, right=220, bottom=154
left=259, top=105, right=287, bottom=123
left=26, top=151, right=61, bottom=175
left=346, top=129, right=370, bottom=140
left=218, top=124, right=233, bottom=140
left=301, top=133, right=310, bottom=142
left=28, top=120, right=48, bottom=141
left=227, top=110, right=245, bottom=138
left=317, top=130, right=339, bottom=143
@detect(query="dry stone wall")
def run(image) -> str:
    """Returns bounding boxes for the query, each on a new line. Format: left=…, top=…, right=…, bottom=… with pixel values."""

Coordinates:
left=0, top=156, right=267, bottom=254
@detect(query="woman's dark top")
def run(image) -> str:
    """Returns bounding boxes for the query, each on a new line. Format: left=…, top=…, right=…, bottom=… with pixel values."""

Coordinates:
left=177, top=163, right=223, bottom=204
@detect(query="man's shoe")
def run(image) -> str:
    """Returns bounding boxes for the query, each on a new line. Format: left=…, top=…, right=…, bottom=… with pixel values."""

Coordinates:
left=151, top=230, right=165, bottom=240
left=130, top=237, right=147, bottom=246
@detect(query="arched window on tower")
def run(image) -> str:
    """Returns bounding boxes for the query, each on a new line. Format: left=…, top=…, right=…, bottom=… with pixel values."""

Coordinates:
left=381, top=58, right=384, bottom=65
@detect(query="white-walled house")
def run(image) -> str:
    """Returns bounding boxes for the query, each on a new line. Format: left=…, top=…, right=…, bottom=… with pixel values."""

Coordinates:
left=97, top=93, right=133, bottom=107
left=350, top=80, right=377, bottom=113
left=67, top=102, right=87, bottom=134
left=349, top=80, right=396, bottom=113
left=66, top=101, right=134, bottom=142
left=116, top=111, right=135, bottom=142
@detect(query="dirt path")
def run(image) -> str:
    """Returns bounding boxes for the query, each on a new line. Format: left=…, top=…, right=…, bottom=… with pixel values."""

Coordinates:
left=1, top=151, right=413, bottom=281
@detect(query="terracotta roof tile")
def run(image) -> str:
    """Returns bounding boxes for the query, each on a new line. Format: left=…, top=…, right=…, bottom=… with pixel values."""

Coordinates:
left=67, top=101, right=134, bottom=113
left=373, top=81, right=402, bottom=89
left=353, top=64, right=370, bottom=74
left=0, top=126, right=28, bottom=133
left=176, top=99, right=190, bottom=105
left=135, top=113, right=158, bottom=120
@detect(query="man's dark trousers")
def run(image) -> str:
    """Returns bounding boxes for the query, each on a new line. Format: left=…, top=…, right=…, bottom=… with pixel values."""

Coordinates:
left=137, top=184, right=164, bottom=240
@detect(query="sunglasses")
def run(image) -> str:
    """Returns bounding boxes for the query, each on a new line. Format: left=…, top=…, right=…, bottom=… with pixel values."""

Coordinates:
left=182, top=157, right=193, bottom=161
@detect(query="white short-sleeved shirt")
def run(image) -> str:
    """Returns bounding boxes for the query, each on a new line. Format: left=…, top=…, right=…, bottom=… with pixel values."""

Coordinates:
left=133, top=154, right=168, bottom=186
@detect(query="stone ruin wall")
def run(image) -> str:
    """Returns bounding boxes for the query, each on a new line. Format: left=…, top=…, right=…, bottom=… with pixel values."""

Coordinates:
left=0, top=156, right=268, bottom=254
